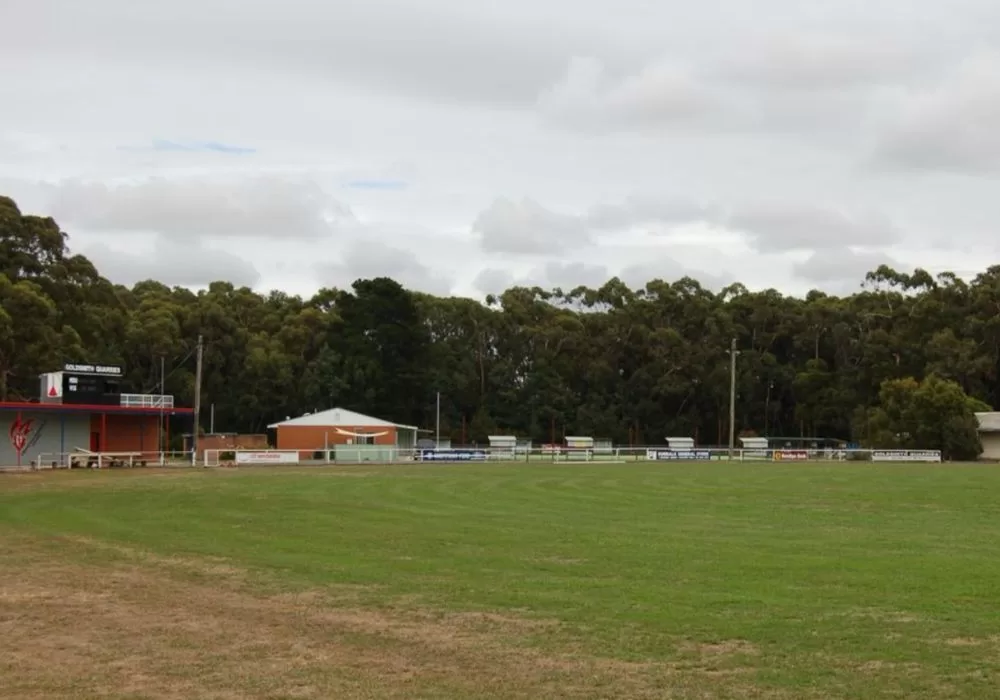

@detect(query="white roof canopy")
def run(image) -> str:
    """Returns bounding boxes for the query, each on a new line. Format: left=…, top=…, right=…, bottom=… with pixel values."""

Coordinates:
left=976, top=412, right=1000, bottom=432
left=268, top=407, right=418, bottom=431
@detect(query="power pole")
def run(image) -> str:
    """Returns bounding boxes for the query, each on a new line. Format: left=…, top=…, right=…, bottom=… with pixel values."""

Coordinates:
left=435, top=392, right=441, bottom=448
left=193, top=335, right=203, bottom=465
left=159, top=355, right=165, bottom=452
left=727, top=337, right=739, bottom=460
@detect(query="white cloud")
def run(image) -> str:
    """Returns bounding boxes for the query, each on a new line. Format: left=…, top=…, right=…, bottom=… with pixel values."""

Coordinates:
left=725, top=204, right=901, bottom=251
left=84, top=235, right=260, bottom=289
left=621, top=259, right=731, bottom=292
left=793, top=248, right=901, bottom=286
left=318, top=242, right=455, bottom=296
left=1, top=0, right=998, bottom=301
left=538, top=57, right=717, bottom=132
left=715, top=33, right=918, bottom=91
left=472, top=268, right=516, bottom=295
left=39, top=176, right=352, bottom=241
left=587, top=195, right=715, bottom=231
left=473, top=197, right=590, bottom=254
left=874, top=51, right=1000, bottom=173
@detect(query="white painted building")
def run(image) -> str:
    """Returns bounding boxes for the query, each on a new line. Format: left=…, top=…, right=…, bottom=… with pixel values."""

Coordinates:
left=976, top=412, right=1000, bottom=460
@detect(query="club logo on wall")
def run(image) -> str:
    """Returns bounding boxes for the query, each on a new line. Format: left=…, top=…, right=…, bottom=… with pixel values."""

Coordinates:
left=9, top=416, right=46, bottom=464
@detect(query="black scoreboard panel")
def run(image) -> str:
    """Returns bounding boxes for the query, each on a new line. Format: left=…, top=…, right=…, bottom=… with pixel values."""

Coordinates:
left=62, top=370, right=122, bottom=406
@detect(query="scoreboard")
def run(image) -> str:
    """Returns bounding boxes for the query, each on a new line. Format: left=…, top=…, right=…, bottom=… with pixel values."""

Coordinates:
left=40, top=363, right=124, bottom=406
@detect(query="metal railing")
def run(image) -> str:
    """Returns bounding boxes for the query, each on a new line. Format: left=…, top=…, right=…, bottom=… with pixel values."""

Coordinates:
left=4, top=447, right=943, bottom=472
left=28, top=451, right=193, bottom=470
left=119, top=393, right=174, bottom=408
left=200, top=446, right=944, bottom=466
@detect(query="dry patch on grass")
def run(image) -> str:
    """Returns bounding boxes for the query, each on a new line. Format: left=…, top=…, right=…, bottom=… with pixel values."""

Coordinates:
left=857, top=660, right=922, bottom=673
left=0, top=468, right=205, bottom=494
left=679, top=640, right=760, bottom=657
left=836, top=608, right=923, bottom=624
left=0, top=533, right=790, bottom=700
left=943, top=636, right=1000, bottom=648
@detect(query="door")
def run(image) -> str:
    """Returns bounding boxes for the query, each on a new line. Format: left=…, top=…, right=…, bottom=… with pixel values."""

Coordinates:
left=90, top=431, right=100, bottom=452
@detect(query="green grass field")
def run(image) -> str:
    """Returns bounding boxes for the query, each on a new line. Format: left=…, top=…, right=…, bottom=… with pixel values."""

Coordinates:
left=2, top=463, right=1000, bottom=699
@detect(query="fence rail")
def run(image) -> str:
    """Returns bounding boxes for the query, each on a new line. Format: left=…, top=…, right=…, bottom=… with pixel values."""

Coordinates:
left=4, top=447, right=943, bottom=472
left=119, top=393, right=174, bottom=408
left=201, top=447, right=944, bottom=466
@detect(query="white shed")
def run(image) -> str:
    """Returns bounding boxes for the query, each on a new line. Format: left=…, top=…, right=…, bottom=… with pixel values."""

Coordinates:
left=976, top=412, right=1000, bottom=460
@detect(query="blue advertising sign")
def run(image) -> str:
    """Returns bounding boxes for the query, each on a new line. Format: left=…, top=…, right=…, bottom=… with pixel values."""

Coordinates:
left=646, top=449, right=712, bottom=461
left=419, top=450, right=488, bottom=462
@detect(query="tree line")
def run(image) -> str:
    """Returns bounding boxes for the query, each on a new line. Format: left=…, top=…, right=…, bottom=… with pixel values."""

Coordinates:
left=0, top=195, right=994, bottom=458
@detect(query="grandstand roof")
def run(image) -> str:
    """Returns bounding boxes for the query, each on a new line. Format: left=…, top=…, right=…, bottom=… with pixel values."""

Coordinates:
left=267, top=407, right=417, bottom=431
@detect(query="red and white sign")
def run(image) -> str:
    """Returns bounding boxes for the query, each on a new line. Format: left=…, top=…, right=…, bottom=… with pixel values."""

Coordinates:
left=41, top=372, right=63, bottom=399
left=773, top=450, right=809, bottom=461
left=234, top=451, right=299, bottom=465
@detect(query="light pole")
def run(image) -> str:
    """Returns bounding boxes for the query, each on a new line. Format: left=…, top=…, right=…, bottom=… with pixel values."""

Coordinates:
left=764, top=380, right=774, bottom=437
left=727, top=338, right=740, bottom=460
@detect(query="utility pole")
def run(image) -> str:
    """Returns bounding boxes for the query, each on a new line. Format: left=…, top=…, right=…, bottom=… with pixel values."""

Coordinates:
left=210, top=403, right=215, bottom=435
left=193, top=335, right=203, bottom=465
left=764, top=381, right=774, bottom=437
left=435, top=392, right=441, bottom=448
left=727, top=337, right=740, bottom=461
left=159, top=355, right=165, bottom=453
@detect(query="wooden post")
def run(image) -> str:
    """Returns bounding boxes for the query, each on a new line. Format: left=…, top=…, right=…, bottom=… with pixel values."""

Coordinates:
left=15, top=410, right=21, bottom=467
left=101, top=412, right=107, bottom=468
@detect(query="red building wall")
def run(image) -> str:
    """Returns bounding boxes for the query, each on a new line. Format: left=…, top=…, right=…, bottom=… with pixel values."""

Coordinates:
left=90, top=414, right=161, bottom=453
left=276, top=425, right=398, bottom=457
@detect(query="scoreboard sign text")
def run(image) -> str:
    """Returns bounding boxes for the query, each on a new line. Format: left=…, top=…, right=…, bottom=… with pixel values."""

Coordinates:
left=63, top=363, right=123, bottom=376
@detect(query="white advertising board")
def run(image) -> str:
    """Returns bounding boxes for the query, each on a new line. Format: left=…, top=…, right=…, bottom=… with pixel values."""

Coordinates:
left=235, top=451, right=300, bottom=465
left=871, top=450, right=941, bottom=463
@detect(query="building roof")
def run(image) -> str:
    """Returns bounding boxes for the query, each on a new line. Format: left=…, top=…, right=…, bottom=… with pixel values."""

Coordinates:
left=0, top=401, right=193, bottom=415
left=267, top=407, right=417, bottom=431
left=976, top=412, right=1000, bottom=432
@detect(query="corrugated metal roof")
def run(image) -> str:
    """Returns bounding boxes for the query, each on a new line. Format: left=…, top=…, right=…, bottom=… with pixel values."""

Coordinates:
left=267, top=408, right=417, bottom=430
left=976, top=412, right=1000, bottom=432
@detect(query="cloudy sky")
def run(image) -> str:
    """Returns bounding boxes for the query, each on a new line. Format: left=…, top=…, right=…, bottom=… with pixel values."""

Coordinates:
left=2, top=0, right=1000, bottom=299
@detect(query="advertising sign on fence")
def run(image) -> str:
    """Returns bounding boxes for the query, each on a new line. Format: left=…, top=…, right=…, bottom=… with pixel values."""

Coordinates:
left=871, top=450, right=942, bottom=463
left=419, top=450, right=488, bottom=462
left=646, top=449, right=712, bottom=461
left=234, top=451, right=300, bottom=465
left=772, top=450, right=809, bottom=461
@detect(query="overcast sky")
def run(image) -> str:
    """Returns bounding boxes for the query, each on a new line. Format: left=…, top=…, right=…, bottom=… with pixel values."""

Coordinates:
left=2, top=0, right=1000, bottom=299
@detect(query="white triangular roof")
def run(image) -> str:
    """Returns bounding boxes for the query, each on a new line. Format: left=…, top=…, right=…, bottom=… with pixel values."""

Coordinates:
left=976, top=412, right=1000, bottom=432
left=268, top=407, right=417, bottom=430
